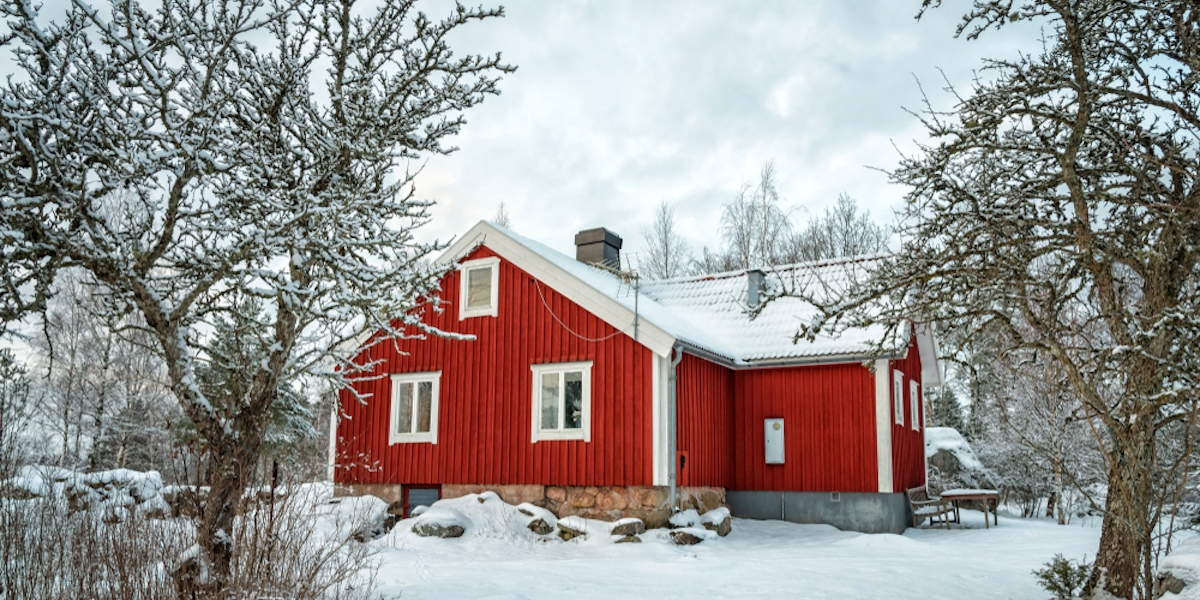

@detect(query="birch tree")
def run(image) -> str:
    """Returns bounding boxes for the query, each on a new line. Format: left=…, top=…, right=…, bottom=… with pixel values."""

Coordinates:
left=0, top=0, right=512, bottom=592
left=641, top=201, right=691, bottom=279
left=796, top=2, right=1200, bottom=596
left=786, top=194, right=890, bottom=263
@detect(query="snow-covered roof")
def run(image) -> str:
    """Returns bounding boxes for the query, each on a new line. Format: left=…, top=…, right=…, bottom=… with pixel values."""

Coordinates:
left=638, top=258, right=906, bottom=364
left=437, top=221, right=939, bottom=379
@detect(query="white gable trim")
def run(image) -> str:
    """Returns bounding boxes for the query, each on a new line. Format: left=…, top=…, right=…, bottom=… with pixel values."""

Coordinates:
left=438, top=221, right=677, bottom=357
left=915, top=324, right=943, bottom=387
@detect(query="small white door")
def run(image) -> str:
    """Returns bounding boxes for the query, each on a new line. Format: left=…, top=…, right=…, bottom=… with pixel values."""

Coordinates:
left=764, top=418, right=785, bottom=464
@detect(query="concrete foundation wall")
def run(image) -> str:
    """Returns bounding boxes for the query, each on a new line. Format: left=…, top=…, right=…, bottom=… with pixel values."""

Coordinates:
left=726, top=490, right=910, bottom=534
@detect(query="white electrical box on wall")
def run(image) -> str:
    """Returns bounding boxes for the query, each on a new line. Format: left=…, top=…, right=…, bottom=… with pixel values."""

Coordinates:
left=764, top=418, right=785, bottom=464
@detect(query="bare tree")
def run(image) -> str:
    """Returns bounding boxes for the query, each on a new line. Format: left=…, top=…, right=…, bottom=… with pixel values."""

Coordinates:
left=0, top=348, right=32, bottom=476
left=493, top=202, right=512, bottom=229
left=798, top=2, right=1200, bottom=596
left=0, top=0, right=513, bottom=591
left=641, top=201, right=691, bottom=279
left=786, top=194, right=890, bottom=263
left=718, top=160, right=793, bottom=270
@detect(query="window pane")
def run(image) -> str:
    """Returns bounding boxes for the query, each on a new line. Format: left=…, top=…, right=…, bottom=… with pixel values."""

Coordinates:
left=467, top=267, right=492, bottom=308
left=540, top=372, right=559, bottom=430
left=564, top=371, right=583, bottom=429
left=416, top=381, right=433, bottom=433
left=397, top=382, right=413, bottom=434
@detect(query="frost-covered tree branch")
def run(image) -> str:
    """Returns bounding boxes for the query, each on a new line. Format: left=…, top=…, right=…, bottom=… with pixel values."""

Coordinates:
left=787, top=2, right=1199, bottom=598
left=0, top=0, right=513, bottom=591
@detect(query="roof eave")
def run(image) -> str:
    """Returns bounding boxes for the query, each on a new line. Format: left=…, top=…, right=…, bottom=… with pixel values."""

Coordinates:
left=677, top=339, right=905, bottom=371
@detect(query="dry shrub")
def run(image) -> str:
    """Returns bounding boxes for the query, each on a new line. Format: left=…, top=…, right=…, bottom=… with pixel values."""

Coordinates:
left=0, top=481, right=381, bottom=600
left=0, top=496, right=190, bottom=599
left=217, top=486, right=381, bottom=599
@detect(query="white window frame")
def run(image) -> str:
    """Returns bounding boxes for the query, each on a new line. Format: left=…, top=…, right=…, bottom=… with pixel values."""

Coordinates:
left=910, top=380, right=921, bottom=431
left=893, top=370, right=904, bottom=426
left=458, top=257, right=500, bottom=320
left=389, top=371, right=441, bottom=444
left=530, top=361, right=592, bottom=443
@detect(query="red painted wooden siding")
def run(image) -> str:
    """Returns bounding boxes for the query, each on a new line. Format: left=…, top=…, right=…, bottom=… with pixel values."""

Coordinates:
left=890, top=331, right=927, bottom=492
left=730, top=363, right=879, bottom=492
left=335, top=246, right=654, bottom=488
left=676, top=353, right=735, bottom=487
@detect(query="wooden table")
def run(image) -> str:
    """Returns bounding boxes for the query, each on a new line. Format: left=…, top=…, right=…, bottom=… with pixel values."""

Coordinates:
left=940, top=489, right=999, bottom=528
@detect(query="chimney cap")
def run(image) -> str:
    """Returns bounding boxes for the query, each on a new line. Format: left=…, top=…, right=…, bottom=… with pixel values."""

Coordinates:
left=574, top=227, right=623, bottom=249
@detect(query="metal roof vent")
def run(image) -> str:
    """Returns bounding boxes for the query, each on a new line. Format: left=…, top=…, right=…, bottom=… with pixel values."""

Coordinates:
left=574, top=227, right=623, bottom=268
left=747, top=269, right=766, bottom=307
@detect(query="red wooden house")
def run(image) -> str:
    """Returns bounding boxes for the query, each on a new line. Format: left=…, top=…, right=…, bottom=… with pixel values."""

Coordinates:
left=332, top=221, right=940, bottom=533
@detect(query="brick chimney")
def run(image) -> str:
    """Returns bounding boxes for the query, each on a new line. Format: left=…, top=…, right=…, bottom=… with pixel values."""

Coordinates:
left=574, top=227, right=623, bottom=267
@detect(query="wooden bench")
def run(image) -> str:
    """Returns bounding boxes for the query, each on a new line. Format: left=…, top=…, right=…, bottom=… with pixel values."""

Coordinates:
left=906, top=485, right=954, bottom=529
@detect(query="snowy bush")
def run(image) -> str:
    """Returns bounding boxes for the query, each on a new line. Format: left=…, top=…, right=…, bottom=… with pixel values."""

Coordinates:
left=0, top=474, right=382, bottom=599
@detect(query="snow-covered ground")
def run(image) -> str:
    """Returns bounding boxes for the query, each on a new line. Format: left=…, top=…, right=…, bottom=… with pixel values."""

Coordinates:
left=370, top=498, right=1103, bottom=600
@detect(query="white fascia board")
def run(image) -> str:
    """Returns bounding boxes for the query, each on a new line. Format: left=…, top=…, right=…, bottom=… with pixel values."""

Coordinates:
left=438, top=221, right=678, bottom=357
left=914, top=323, right=943, bottom=387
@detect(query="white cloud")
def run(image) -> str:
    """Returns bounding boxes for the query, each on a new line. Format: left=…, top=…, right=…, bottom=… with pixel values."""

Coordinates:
left=410, top=0, right=1041, bottom=262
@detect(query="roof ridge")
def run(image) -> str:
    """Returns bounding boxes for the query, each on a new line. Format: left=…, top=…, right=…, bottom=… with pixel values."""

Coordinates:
left=644, top=252, right=891, bottom=284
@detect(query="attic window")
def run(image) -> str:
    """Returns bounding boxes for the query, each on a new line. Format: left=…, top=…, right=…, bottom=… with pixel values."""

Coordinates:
left=459, top=257, right=500, bottom=319
left=530, top=361, right=592, bottom=443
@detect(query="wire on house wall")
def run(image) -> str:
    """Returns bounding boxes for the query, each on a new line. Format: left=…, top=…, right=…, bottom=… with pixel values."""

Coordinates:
left=533, top=279, right=626, bottom=343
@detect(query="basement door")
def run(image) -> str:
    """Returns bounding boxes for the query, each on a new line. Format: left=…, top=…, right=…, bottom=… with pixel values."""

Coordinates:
left=404, top=486, right=441, bottom=517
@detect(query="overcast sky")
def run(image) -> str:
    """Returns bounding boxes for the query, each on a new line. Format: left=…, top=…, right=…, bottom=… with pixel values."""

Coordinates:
left=411, top=0, right=1040, bottom=262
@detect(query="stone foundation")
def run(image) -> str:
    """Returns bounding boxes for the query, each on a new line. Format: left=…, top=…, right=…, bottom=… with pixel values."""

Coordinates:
left=334, top=483, right=404, bottom=513
left=336, top=482, right=726, bottom=528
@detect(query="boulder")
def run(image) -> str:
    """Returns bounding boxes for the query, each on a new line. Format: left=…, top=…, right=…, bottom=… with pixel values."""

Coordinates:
left=671, top=527, right=717, bottom=545
left=610, top=518, right=645, bottom=537
left=558, top=516, right=588, bottom=541
left=412, top=522, right=465, bottom=538
left=411, top=507, right=469, bottom=539
left=1155, top=571, right=1186, bottom=598
left=528, top=518, right=554, bottom=535
left=704, top=518, right=731, bottom=537
left=1155, top=536, right=1200, bottom=599
left=670, top=530, right=705, bottom=546
left=701, top=507, right=732, bottom=537
left=614, top=534, right=641, bottom=544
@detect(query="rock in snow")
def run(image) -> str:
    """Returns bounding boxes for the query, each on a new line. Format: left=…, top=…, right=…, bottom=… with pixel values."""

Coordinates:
left=1157, top=536, right=1200, bottom=599
left=702, top=507, right=732, bottom=537
left=527, top=518, right=555, bottom=535
left=610, top=517, right=646, bottom=537
left=671, top=528, right=717, bottom=545
left=412, top=507, right=470, bottom=538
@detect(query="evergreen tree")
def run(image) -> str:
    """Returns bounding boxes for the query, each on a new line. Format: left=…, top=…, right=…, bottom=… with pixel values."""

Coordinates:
left=927, top=387, right=965, bottom=432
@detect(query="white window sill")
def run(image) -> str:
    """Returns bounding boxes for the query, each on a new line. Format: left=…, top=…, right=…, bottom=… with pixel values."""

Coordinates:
left=532, top=430, right=588, bottom=443
left=460, top=306, right=498, bottom=319
left=389, top=433, right=437, bottom=445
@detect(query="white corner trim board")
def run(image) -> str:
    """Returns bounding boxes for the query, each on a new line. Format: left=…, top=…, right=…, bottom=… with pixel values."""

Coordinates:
left=651, top=353, right=670, bottom=486
left=874, top=359, right=894, bottom=493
